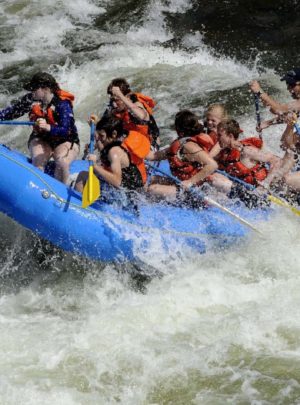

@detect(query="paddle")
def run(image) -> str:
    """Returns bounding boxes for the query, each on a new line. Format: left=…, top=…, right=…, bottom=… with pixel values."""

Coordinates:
left=82, top=122, right=100, bottom=208
left=146, top=162, right=261, bottom=233
left=217, top=169, right=300, bottom=217
left=0, top=120, right=35, bottom=126
left=254, top=93, right=262, bottom=139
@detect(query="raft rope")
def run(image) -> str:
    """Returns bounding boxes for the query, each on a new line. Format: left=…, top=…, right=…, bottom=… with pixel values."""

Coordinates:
left=0, top=148, right=232, bottom=241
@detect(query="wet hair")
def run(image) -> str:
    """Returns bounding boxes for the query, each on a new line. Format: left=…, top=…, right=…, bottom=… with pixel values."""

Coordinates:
left=96, top=118, right=124, bottom=139
left=107, top=78, right=131, bottom=96
left=23, top=72, right=60, bottom=92
left=206, top=103, right=228, bottom=120
left=218, top=119, right=241, bottom=140
left=175, top=110, right=204, bottom=137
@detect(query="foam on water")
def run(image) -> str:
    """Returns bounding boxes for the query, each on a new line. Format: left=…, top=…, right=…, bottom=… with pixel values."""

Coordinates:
left=0, top=0, right=104, bottom=71
left=0, top=212, right=300, bottom=403
left=126, top=0, right=194, bottom=43
left=0, top=0, right=270, bottom=145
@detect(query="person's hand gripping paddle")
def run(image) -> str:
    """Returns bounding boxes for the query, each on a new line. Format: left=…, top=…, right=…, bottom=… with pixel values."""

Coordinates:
left=82, top=121, right=100, bottom=208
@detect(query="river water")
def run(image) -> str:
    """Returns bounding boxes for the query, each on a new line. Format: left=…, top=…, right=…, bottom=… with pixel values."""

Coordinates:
left=1, top=1, right=300, bottom=404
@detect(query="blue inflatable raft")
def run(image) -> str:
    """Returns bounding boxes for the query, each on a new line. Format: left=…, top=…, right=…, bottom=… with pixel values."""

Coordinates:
left=0, top=144, right=267, bottom=262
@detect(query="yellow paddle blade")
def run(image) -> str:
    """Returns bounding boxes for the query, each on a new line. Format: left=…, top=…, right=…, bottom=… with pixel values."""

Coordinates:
left=267, top=195, right=300, bottom=217
left=82, top=166, right=100, bottom=208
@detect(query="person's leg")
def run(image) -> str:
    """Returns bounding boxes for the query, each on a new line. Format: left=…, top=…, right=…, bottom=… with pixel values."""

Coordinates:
left=53, top=142, right=80, bottom=184
left=283, top=172, right=300, bottom=191
left=74, top=171, right=88, bottom=193
left=147, top=183, right=177, bottom=200
left=263, top=151, right=295, bottom=189
left=29, top=138, right=53, bottom=171
left=209, top=172, right=232, bottom=193
left=147, top=173, right=229, bottom=202
left=147, top=175, right=178, bottom=200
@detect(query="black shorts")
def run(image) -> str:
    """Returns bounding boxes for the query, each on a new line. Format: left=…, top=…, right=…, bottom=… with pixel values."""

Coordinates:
left=28, top=133, right=79, bottom=150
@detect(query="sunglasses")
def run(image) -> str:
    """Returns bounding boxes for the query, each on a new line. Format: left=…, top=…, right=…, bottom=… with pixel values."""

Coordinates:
left=287, top=70, right=296, bottom=76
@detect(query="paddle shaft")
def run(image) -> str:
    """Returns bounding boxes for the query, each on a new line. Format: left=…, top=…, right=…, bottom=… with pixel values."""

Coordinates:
left=88, top=122, right=96, bottom=202
left=146, top=162, right=261, bottom=233
left=217, top=169, right=300, bottom=217
left=0, top=120, right=35, bottom=126
left=217, top=169, right=255, bottom=191
left=254, top=93, right=262, bottom=139
left=81, top=121, right=100, bottom=208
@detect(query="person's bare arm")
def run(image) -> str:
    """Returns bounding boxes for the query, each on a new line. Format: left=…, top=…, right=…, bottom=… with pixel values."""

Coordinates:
left=280, top=114, right=298, bottom=150
left=181, top=141, right=218, bottom=187
left=249, top=80, right=300, bottom=115
left=242, top=145, right=281, bottom=188
left=111, top=86, right=149, bottom=121
left=261, top=114, right=300, bottom=186
left=93, top=147, right=123, bottom=188
left=146, top=146, right=170, bottom=161
left=243, top=146, right=278, bottom=164
left=243, top=143, right=296, bottom=189
left=209, top=141, right=221, bottom=159
left=262, top=150, right=295, bottom=188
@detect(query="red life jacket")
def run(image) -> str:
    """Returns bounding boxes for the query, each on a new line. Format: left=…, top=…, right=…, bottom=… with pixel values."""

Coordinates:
left=217, top=137, right=268, bottom=185
left=29, top=89, right=75, bottom=124
left=168, top=133, right=217, bottom=182
left=208, top=130, right=218, bottom=144
left=113, top=92, right=156, bottom=139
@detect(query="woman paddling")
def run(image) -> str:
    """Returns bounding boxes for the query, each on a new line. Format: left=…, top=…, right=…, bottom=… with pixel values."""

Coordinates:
left=0, top=72, right=80, bottom=184
left=147, top=109, right=218, bottom=206
left=75, top=118, right=147, bottom=195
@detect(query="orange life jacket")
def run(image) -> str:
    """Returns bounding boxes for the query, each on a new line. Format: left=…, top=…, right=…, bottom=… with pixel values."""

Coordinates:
left=121, top=130, right=150, bottom=184
left=168, top=133, right=217, bottom=182
left=217, top=137, right=268, bottom=185
left=29, top=89, right=75, bottom=124
left=134, top=93, right=156, bottom=115
left=113, top=92, right=156, bottom=139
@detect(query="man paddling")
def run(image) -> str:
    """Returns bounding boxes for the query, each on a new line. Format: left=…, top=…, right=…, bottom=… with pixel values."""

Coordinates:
left=249, top=68, right=300, bottom=131
left=259, top=113, right=300, bottom=200
left=97, top=78, right=160, bottom=151
left=210, top=119, right=280, bottom=207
